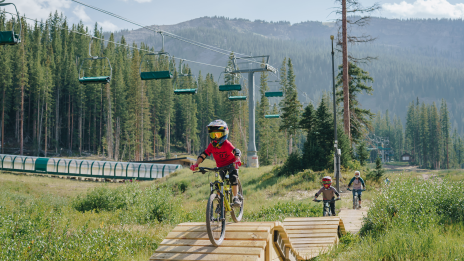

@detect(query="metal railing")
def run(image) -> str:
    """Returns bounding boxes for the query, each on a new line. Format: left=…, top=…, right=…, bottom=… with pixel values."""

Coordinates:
left=0, top=154, right=182, bottom=180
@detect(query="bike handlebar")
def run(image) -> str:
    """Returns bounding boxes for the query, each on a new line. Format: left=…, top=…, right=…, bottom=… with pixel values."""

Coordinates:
left=196, top=163, right=234, bottom=174
left=347, top=188, right=366, bottom=191
left=313, top=198, right=341, bottom=203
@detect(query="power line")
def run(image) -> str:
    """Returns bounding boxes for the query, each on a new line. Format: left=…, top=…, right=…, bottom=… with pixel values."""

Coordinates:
left=2, top=11, right=227, bottom=69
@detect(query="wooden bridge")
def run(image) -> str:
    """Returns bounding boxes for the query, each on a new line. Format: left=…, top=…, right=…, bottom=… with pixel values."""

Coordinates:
left=149, top=213, right=361, bottom=261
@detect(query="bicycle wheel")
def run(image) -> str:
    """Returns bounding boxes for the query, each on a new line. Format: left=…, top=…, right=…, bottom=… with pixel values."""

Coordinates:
left=206, top=193, right=226, bottom=246
left=353, top=192, right=359, bottom=209
left=231, top=178, right=244, bottom=222
left=323, top=203, right=329, bottom=216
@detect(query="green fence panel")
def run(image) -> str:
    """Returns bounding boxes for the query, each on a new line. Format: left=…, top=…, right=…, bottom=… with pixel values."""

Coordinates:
left=35, top=158, right=49, bottom=172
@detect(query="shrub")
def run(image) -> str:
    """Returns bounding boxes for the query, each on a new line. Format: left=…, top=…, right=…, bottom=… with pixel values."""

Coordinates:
left=73, top=183, right=185, bottom=224
left=277, top=152, right=303, bottom=176
left=361, top=178, right=464, bottom=236
left=246, top=201, right=319, bottom=221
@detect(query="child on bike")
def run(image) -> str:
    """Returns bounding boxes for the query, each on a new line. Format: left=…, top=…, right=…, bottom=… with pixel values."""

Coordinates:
left=314, top=176, right=340, bottom=216
left=348, top=171, right=366, bottom=209
left=190, top=119, right=242, bottom=206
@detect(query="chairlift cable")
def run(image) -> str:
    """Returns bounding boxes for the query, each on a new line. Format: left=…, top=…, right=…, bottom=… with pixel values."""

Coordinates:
left=3, top=11, right=227, bottom=70
left=70, top=0, right=270, bottom=67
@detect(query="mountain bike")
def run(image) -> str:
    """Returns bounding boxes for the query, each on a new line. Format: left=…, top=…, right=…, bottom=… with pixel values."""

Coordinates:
left=196, top=163, right=244, bottom=246
left=313, top=198, right=340, bottom=216
left=347, top=188, right=365, bottom=209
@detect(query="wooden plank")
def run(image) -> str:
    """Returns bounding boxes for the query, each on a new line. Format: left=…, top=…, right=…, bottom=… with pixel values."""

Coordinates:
left=178, top=222, right=275, bottom=227
left=291, top=244, right=333, bottom=247
left=284, top=217, right=340, bottom=222
left=290, top=239, right=336, bottom=244
left=159, top=239, right=267, bottom=248
left=149, top=253, right=259, bottom=261
left=288, top=233, right=337, bottom=238
left=172, top=226, right=271, bottom=233
left=166, top=231, right=269, bottom=240
left=155, top=246, right=263, bottom=256
left=286, top=229, right=337, bottom=234
left=284, top=225, right=339, bottom=230
left=282, top=221, right=340, bottom=226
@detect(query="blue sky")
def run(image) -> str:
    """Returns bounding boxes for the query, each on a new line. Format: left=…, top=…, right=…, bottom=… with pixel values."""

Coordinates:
left=4, top=0, right=464, bottom=31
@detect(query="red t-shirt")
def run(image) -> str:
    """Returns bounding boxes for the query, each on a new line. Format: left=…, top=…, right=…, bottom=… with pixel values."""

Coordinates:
left=204, top=140, right=236, bottom=168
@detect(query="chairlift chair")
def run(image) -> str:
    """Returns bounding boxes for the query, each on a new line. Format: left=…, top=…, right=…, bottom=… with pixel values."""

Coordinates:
left=218, top=70, right=246, bottom=101
left=140, top=33, right=174, bottom=80
left=264, top=78, right=283, bottom=118
left=173, top=60, right=197, bottom=95
left=0, top=1, right=21, bottom=45
left=78, top=38, right=112, bottom=85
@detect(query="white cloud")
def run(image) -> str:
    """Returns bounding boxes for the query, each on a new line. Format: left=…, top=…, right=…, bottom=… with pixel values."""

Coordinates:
left=98, top=21, right=118, bottom=32
left=72, top=6, right=91, bottom=22
left=383, top=0, right=464, bottom=19
left=10, top=0, right=72, bottom=21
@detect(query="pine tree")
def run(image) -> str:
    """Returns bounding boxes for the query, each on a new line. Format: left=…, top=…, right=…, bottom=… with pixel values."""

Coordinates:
left=440, top=99, right=450, bottom=169
left=357, top=141, right=369, bottom=166
left=335, top=62, right=374, bottom=144
left=279, top=58, right=302, bottom=154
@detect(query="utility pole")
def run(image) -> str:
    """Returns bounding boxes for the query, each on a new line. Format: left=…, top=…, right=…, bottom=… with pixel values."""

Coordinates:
left=342, top=0, right=350, bottom=141
left=331, top=35, right=341, bottom=192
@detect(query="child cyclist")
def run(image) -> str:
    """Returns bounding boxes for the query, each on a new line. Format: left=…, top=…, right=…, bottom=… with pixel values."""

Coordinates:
left=348, top=171, right=366, bottom=209
left=313, top=176, right=340, bottom=216
left=190, top=120, right=242, bottom=206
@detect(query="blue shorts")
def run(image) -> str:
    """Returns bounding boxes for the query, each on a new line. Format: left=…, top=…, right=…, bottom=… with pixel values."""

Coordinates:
left=352, top=189, right=362, bottom=200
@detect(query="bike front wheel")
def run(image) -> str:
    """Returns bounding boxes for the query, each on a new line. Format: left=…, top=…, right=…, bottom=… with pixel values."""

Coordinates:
left=231, top=178, right=244, bottom=222
left=206, top=193, right=226, bottom=246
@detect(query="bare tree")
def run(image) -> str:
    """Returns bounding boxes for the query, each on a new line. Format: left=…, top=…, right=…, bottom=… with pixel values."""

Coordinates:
left=334, top=0, right=381, bottom=141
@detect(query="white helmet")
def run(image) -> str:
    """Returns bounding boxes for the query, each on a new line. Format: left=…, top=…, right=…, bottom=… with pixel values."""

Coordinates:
left=355, top=171, right=360, bottom=177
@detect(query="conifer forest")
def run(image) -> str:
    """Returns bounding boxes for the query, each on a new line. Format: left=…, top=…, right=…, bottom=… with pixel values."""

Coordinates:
left=0, top=13, right=463, bottom=170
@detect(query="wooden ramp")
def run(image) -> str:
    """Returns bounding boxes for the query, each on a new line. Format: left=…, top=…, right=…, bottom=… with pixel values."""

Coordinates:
left=338, top=208, right=368, bottom=234
left=149, top=217, right=346, bottom=261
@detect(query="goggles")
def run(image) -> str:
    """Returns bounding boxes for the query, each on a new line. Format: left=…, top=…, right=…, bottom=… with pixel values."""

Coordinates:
left=322, top=180, right=331, bottom=184
left=209, top=132, right=224, bottom=139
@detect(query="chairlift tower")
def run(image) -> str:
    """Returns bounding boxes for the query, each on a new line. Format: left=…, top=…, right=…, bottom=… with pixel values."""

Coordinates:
left=230, top=55, right=277, bottom=168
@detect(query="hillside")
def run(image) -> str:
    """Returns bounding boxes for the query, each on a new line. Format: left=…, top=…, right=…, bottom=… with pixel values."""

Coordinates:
left=106, top=16, right=464, bottom=132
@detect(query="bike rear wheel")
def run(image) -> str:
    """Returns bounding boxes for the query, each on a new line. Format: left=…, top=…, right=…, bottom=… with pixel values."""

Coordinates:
left=353, top=192, right=359, bottom=209
left=206, top=193, right=226, bottom=246
left=231, top=178, right=244, bottom=222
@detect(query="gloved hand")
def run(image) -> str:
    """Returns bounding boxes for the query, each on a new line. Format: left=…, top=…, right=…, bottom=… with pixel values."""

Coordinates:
left=336, top=197, right=341, bottom=200
left=234, top=158, right=242, bottom=169
left=190, top=164, right=198, bottom=171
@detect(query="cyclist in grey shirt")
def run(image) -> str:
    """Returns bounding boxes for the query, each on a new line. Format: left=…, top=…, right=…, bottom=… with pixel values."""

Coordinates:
left=314, top=176, right=340, bottom=216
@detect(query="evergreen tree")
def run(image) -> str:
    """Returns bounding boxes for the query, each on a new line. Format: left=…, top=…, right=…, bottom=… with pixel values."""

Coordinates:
left=335, top=62, right=374, bottom=144
left=280, top=58, right=302, bottom=154
left=357, top=141, right=369, bottom=166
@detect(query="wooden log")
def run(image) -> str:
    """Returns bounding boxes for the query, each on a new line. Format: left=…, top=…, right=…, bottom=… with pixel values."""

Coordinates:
left=149, top=253, right=259, bottom=261
left=159, top=239, right=267, bottom=248
left=166, top=231, right=269, bottom=240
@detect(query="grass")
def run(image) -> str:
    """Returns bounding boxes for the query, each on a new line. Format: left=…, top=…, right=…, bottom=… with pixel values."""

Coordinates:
left=318, top=174, right=464, bottom=261
left=1, top=163, right=463, bottom=260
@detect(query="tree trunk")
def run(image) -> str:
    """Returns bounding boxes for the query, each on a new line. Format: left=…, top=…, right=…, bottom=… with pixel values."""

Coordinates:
left=99, top=86, right=102, bottom=154
left=45, top=101, right=48, bottom=157
left=106, top=83, right=113, bottom=159
left=55, top=84, right=59, bottom=154
left=342, top=0, right=350, bottom=141
left=141, top=82, right=144, bottom=160
left=71, top=102, right=74, bottom=151
left=1, top=89, right=4, bottom=154
left=115, top=117, right=120, bottom=161
left=289, top=134, right=293, bottom=155
left=68, top=94, right=71, bottom=150
left=20, top=84, right=24, bottom=155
